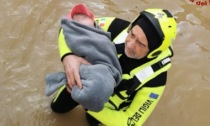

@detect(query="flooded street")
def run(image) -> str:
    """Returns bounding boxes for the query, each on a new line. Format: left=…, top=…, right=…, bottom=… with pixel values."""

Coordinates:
left=0, top=0, right=210, bottom=126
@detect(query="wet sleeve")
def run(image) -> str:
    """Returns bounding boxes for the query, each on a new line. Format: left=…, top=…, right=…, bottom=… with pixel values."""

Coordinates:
left=87, top=85, right=166, bottom=126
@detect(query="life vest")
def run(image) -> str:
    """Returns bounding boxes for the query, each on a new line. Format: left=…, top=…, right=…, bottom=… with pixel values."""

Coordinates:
left=103, top=26, right=173, bottom=110
left=58, top=17, right=173, bottom=110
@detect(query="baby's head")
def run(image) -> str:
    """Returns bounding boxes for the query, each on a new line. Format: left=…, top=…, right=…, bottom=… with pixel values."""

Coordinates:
left=67, top=4, right=94, bottom=27
left=72, top=14, right=94, bottom=27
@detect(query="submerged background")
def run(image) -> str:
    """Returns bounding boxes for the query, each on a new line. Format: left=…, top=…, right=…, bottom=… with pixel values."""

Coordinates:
left=0, top=0, right=210, bottom=126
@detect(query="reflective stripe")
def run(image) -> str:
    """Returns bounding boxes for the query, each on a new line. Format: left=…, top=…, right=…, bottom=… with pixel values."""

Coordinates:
left=135, top=57, right=170, bottom=83
left=161, top=57, right=170, bottom=65
left=109, top=52, right=172, bottom=108
left=135, top=66, right=154, bottom=83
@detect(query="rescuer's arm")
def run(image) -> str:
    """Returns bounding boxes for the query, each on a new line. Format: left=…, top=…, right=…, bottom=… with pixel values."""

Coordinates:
left=58, top=17, right=128, bottom=90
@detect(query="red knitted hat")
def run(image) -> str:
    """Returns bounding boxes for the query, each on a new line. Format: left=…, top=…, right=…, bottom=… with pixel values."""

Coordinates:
left=67, top=4, right=94, bottom=20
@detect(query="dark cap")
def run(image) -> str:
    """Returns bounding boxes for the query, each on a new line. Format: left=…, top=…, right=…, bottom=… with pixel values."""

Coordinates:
left=134, top=17, right=162, bottom=52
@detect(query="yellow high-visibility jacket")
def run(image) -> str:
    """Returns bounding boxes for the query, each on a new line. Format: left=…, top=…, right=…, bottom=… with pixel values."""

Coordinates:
left=58, top=17, right=173, bottom=126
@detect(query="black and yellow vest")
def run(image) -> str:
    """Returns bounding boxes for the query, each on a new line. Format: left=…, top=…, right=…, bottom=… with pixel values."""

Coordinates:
left=94, top=17, right=173, bottom=110
left=58, top=17, right=173, bottom=110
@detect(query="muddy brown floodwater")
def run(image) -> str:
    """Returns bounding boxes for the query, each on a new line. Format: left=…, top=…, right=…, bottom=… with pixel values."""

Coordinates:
left=0, top=0, right=210, bottom=126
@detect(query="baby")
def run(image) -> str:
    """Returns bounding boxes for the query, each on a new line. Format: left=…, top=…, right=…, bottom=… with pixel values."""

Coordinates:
left=45, top=4, right=122, bottom=112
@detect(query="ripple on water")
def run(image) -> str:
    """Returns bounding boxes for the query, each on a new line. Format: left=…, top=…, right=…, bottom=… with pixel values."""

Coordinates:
left=186, top=13, right=201, bottom=25
left=1, top=0, right=210, bottom=126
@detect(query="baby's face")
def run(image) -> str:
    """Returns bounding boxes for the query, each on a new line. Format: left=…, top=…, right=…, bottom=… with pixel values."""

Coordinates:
left=73, top=14, right=94, bottom=27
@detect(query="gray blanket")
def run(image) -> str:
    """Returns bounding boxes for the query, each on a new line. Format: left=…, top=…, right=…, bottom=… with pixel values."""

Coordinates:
left=45, top=17, right=122, bottom=111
